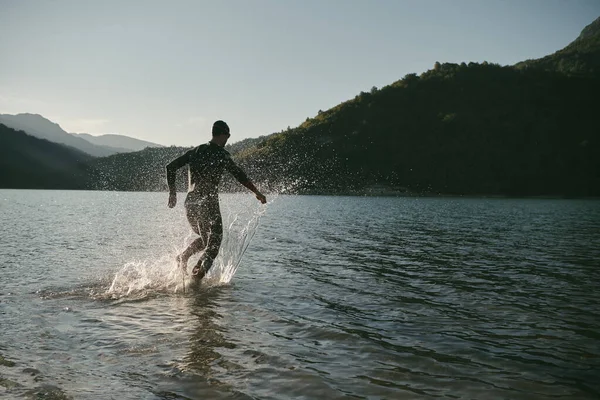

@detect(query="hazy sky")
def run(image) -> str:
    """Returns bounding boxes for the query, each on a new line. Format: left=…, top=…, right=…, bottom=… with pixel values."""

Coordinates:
left=1, top=0, right=599, bottom=146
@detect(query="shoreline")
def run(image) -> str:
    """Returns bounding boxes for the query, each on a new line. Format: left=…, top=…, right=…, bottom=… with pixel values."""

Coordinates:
left=0, top=187, right=598, bottom=200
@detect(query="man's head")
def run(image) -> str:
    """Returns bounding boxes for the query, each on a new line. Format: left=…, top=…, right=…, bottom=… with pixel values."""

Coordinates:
left=212, top=120, right=230, bottom=136
left=211, top=120, right=231, bottom=146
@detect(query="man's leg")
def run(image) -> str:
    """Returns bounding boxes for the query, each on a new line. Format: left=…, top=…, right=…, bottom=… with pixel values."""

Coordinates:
left=176, top=237, right=205, bottom=271
left=177, top=202, right=210, bottom=272
left=191, top=204, right=223, bottom=280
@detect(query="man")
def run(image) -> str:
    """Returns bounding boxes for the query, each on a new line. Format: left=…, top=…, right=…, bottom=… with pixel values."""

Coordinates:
left=166, top=120, right=266, bottom=282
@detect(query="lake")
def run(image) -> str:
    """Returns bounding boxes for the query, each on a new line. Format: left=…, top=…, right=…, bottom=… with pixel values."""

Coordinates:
left=1, top=190, right=599, bottom=399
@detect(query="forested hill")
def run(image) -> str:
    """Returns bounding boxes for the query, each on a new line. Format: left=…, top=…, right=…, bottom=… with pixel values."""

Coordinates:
left=12, top=17, right=596, bottom=196
left=234, top=63, right=599, bottom=196
left=516, top=16, right=600, bottom=77
left=0, top=124, right=91, bottom=189
left=234, top=18, right=600, bottom=196
left=87, top=17, right=600, bottom=197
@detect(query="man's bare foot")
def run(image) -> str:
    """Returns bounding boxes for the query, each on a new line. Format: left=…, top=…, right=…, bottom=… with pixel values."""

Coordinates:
left=191, top=265, right=205, bottom=279
left=191, top=259, right=208, bottom=281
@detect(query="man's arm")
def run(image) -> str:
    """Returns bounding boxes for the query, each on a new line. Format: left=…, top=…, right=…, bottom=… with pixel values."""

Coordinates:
left=225, top=155, right=267, bottom=204
left=165, top=150, right=192, bottom=208
left=242, top=180, right=267, bottom=204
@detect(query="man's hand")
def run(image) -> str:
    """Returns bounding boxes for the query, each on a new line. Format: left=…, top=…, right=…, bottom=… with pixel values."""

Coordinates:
left=168, top=192, right=177, bottom=208
left=256, top=192, right=267, bottom=204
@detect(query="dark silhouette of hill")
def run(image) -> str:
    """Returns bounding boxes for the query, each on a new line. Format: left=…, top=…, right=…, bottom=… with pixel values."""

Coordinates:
left=231, top=17, right=600, bottom=196
left=233, top=63, right=599, bottom=196
left=87, top=17, right=600, bottom=197
left=0, top=124, right=91, bottom=189
left=516, top=16, right=600, bottom=77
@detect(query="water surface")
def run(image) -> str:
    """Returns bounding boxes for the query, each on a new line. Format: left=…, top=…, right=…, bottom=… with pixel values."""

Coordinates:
left=1, top=190, right=599, bottom=399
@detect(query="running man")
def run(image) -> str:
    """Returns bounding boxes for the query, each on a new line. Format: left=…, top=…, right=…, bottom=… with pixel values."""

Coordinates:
left=166, top=120, right=266, bottom=282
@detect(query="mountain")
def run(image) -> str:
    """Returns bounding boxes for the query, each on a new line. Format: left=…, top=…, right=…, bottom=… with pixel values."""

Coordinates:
left=86, top=14, right=600, bottom=197
left=516, top=16, right=600, bottom=77
left=7, top=17, right=600, bottom=196
left=0, top=124, right=91, bottom=189
left=0, top=113, right=121, bottom=157
left=228, top=67, right=598, bottom=197
left=72, top=132, right=162, bottom=152
left=229, top=18, right=600, bottom=197
left=0, top=113, right=161, bottom=156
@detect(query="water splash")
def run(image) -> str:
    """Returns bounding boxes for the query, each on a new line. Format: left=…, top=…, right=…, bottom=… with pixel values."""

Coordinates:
left=208, top=197, right=266, bottom=284
left=106, top=254, right=183, bottom=299
left=105, top=196, right=270, bottom=299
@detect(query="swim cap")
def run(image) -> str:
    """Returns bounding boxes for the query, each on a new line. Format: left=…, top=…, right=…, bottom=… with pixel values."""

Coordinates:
left=212, top=120, right=230, bottom=136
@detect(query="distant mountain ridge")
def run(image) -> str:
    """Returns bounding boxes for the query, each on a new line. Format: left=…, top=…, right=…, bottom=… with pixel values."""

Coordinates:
left=516, top=16, right=600, bottom=77
left=0, top=113, right=162, bottom=156
left=0, top=113, right=120, bottom=157
left=73, top=132, right=162, bottom=152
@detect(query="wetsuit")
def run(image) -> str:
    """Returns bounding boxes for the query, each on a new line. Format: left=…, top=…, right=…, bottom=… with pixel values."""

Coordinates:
left=166, top=142, right=250, bottom=274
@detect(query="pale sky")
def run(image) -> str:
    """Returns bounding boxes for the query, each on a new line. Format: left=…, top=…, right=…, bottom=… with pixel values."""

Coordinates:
left=1, top=0, right=599, bottom=146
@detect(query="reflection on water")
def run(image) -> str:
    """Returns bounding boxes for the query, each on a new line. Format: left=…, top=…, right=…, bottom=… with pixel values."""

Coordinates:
left=1, top=191, right=599, bottom=399
left=184, top=288, right=232, bottom=376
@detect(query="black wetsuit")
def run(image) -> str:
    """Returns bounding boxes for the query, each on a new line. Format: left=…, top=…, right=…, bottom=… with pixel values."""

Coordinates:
left=166, top=142, right=249, bottom=272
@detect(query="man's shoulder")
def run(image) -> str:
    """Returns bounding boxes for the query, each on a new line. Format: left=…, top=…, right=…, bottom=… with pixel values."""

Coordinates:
left=190, top=141, right=232, bottom=158
left=189, top=143, right=209, bottom=156
left=213, top=144, right=232, bottom=158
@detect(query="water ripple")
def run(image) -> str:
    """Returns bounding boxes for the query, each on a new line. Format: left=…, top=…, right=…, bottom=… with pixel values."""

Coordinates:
left=1, top=192, right=599, bottom=399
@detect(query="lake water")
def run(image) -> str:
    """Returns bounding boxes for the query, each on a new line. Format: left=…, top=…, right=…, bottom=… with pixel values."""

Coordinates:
left=0, top=190, right=599, bottom=399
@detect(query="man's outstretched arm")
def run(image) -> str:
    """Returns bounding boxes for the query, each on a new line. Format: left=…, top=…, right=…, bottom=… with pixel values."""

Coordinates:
left=225, top=156, right=266, bottom=204
left=242, top=180, right=267, bottom=204
left=165, top=151, right=192, bottom=208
